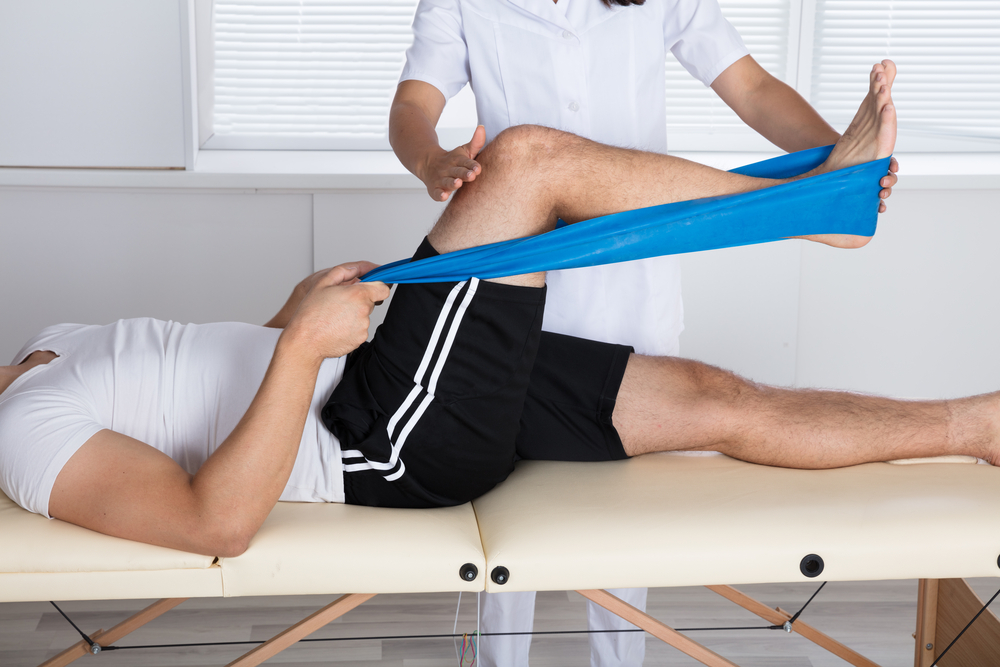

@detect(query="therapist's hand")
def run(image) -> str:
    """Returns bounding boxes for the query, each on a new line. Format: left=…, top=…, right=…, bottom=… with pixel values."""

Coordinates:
left=877, top=156, right=899, bottom=214
left=418, top=125, right=486, bottom=202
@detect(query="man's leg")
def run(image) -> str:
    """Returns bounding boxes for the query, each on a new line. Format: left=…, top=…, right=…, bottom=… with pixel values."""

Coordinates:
left=613, top=353, right=997, bottom=465
left=429, top=60, right=895, bottom=256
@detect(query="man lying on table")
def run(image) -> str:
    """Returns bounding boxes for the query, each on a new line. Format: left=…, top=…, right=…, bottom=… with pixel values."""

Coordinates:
left=2, top=63, right=957, bottom=559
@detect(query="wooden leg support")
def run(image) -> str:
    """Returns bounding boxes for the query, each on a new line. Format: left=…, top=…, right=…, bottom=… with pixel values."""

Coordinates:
left=914, top=578, right=1000, bottom=667
left=914, top=578, right=939, bottom=667
left=39, top=593, right=375, bottom=667
left=225, top=593, right=376, bottom=667
left=706, top=585, right=881, bottom=667
left=578, top=588, right=740, bottom=667
left=581, top=584, right=886, bottom=667
left=39, top=597, right=188, bottom=667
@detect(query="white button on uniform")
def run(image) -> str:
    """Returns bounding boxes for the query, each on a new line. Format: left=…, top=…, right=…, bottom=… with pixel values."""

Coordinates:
left=562, top=30, right=573, bottom=39
left=568, top=101, right=580, bottom=112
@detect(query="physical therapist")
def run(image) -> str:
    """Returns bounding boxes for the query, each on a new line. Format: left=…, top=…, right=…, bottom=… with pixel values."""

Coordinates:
left=388, top=1, right=898, bottom=666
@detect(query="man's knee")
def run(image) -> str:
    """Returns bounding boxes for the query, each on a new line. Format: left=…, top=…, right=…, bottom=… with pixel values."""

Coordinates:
left=479, top=124, right=580, bottom=173
left=430, top=124, right=584, bottom=251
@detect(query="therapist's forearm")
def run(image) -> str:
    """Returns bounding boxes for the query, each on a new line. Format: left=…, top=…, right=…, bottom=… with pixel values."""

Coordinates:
left=390, top=89, right=486, bottom=202
left=712, top=56, right=840, bottom=153
left=740, top=77, right=840, bottom=152
left=389, top=100, right=447, bottom=182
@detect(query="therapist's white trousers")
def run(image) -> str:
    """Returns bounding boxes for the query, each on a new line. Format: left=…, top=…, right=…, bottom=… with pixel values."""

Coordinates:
left=478, top=588, right=647, bottom=667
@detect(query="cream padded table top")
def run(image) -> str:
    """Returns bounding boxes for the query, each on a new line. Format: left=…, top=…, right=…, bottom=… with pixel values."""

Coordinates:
left=0, top=493, right=485, bottom=602
left=472, top=453, right=1000, bottom=593
left=0, top=492, right=221, bottom=602
left=5, top=454, right=999, bottom=603
left=219, top=501, right=485, bottom=597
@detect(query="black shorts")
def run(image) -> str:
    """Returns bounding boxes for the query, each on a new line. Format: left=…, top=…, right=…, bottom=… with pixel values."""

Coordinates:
left=322, top=238, right=632, bottom=509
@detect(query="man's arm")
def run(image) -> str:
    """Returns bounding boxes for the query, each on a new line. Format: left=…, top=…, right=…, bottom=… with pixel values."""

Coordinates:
left=265, top=261, right=380, bottom=329
left=48, top=266, right=391, bottom=557
left=712, top=55, right=898, bottom=211
left=389, top=80, right=485, bottom=202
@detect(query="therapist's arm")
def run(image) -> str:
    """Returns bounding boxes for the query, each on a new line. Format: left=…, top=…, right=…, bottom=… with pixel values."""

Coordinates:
left=712, top=55, right=898, bottom=212
left=390, top=80, right=485, bottom=201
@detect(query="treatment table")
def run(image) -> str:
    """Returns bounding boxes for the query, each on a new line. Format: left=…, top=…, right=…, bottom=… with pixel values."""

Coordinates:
left=3, top=453, right=1000, bottom=667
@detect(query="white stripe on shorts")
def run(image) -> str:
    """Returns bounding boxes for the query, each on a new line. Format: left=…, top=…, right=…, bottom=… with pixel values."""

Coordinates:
left=428, top=278, right=478, bottom=395
left=344, top=279, right=478, bottom=483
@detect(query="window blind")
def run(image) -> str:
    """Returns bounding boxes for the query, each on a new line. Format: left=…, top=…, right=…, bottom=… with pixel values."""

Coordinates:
left=211, top=0, right=417, bottom=149
left=810, top=0, right=1000, bottom=144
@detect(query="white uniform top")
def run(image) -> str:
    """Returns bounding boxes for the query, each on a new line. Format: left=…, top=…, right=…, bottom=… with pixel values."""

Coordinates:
left=0, top=319, right=347, bottom=518
left=400, top=0, right=748, bottom=355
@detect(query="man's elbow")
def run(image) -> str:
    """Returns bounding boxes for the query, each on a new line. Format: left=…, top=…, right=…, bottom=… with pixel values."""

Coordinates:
left=189, top=519, right=256, bottom=558
left=214, top=536, right=252, bottom=559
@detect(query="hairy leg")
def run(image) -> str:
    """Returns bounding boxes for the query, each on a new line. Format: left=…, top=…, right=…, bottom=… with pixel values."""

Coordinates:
left=427, top=61, right=897, bottom=261
left=614, top=354, right=998, bottom=468
left=428, top=124, right=788, bottom=258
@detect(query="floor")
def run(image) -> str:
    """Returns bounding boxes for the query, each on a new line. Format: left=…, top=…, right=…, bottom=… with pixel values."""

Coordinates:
left=2, top=579, right=998, bottom=667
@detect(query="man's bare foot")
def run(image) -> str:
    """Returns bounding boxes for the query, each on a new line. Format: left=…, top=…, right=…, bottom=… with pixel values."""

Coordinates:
left=820, top=60, right=897, bottom=174
left=798, top=60, right=897, bottom=249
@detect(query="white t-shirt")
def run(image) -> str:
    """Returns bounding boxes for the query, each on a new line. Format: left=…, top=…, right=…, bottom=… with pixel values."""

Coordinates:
left=0, top=319, right=347, bottom=518
left=400, top=0, right=749, bottom=355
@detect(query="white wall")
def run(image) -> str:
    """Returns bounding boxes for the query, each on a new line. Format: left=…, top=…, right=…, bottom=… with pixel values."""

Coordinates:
left=679, top=189, right=1000, bottom=399
left=0, top=1, right=187, bottom=168
left=796, top=190, right=1000, bottom=399
left=0, top=190, right=311, bottom=360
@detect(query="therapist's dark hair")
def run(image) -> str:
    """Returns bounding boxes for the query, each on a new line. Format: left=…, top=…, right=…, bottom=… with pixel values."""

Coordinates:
left=600, top=0, right=645, bottom=6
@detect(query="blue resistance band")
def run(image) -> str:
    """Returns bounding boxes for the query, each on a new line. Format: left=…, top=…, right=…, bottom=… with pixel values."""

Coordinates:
left=362, top=145, right=890, bottom=285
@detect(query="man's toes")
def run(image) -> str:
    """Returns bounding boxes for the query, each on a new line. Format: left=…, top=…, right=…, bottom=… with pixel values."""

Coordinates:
left=881, top=59, right=897, bottom=87
left=869, top=64, right=882, bottom=94
left=875, top=80, right=893, bottom=108
left=877, top=103, right=897, bottom=159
